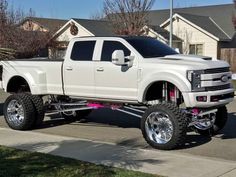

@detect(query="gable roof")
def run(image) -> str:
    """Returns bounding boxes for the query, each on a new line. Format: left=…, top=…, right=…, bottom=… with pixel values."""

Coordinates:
left=161, top=13, right=231, bottom=41
left=72, top=18, right=115, bottom=36
left=23, top=17, right=68, bottom=33
left=53, top=18, right=115, bottom=39
left=147, top=4, right=235, bottom=39
left=148, top=25, right=182, bottom=41
left=179, top=13, right=231, bottom=40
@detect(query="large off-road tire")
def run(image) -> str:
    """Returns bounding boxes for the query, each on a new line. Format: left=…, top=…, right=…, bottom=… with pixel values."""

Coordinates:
left=3, top=94, right=36, bottom=130
left=141, top=103, right=188, bottom=150
left=196, top=106, right=228, bottom=136
left=62, top=109, right=92, bottom=121
left=29, top=95, right=45, bottom=127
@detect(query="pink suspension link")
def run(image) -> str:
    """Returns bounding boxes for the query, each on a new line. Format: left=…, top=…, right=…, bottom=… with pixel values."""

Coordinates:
left=87, top=102, right=122, bottom=110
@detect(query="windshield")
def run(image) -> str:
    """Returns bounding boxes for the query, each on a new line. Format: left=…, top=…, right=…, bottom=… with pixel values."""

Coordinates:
left=125, top=37, right=178, bottom=58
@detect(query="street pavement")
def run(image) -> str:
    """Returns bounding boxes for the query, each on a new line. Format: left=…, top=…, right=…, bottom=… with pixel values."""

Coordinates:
left=1, top=127, right=236, bottom=177
left=0, top=91, right=236, bottom=176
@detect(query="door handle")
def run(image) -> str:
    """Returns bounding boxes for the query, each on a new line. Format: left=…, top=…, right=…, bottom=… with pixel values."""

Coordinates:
left=66, top=66, right=73, bottom=71
left=97, top=67, right=104, bottom=72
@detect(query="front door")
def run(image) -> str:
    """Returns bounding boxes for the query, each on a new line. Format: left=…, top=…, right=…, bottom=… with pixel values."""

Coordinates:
left=94, top=40, right=138, bottom=101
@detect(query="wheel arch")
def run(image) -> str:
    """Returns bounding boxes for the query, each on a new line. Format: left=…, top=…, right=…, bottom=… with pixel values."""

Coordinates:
left=138, top=72, right=191, bottom=103
left=6, top=75, right=32, bottom=93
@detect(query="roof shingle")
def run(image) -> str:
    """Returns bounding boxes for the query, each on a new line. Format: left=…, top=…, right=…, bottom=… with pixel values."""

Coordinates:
left=175, top=13, right=230, bottom=40
left=24, top=17, right=68, bottom=33
left=148, top=25, right=182, bottom=41
left=147, top=4, right=235, bottom=40
left=72, top=18, right=115, bottom=36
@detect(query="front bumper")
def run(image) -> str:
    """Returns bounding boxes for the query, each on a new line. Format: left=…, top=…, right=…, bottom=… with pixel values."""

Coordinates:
left=183, top=88, right=235, bottom=108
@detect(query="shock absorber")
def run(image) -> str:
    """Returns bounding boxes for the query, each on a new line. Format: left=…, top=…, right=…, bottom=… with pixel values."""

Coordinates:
left=162, top=82, right=168, bottom=102
left=169, top=86, right=176, bottom=103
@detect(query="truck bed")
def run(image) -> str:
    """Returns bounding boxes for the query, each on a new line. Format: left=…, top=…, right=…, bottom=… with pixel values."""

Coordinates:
left=0, top=59, right=64, bottom=95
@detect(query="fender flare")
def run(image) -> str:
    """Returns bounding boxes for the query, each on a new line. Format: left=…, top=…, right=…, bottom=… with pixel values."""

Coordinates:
left=6, top=74, right=36, bottom=93
left=138, top=71, right=191, bottom=102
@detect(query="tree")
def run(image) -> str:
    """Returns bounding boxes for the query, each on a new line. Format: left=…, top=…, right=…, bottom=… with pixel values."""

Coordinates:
left=103, top=0, right=155, bottom=35
left=90, top=10, right=105, bottom=20
left=175, top=26, right=192, bottom=54
left=0, top=0, right=50, bottom=60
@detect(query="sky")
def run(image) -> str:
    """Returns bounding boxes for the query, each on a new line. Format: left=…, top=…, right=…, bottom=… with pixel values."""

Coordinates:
left=8, top=0, right=234, bottom=20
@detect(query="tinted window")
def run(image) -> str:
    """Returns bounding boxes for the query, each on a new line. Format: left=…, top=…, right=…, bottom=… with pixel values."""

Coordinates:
left=125, top=37, right=178, bottom=58
left=71, top=41, right=96, bottom=61
left=101, top=41, right=131, bottom=62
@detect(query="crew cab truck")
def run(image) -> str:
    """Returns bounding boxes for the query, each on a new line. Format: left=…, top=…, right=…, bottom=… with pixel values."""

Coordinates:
left=0, top=36, right=234, bottom=150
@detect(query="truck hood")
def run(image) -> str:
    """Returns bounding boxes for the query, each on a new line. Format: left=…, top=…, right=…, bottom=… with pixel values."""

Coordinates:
left=143, top=54, right=230, bottom=70
left=164, top=54, right=213, bottom=61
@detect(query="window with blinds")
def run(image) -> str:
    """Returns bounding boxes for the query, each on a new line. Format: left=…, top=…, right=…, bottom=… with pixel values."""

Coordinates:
left=189, top=44, right=203, bottom=55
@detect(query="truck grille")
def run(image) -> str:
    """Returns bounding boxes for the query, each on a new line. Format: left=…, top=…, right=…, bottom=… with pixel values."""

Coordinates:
left=205, top=67, right=230, bottom=74
left=205, top=84, right=231, bottom=91
left=0, top=65, right=2, bottom=81
left=201, top=67, right=232, bottom=92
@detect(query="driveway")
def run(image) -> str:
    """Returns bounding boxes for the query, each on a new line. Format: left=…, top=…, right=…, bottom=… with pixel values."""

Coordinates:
left=0, top=91, right=236, bottom=161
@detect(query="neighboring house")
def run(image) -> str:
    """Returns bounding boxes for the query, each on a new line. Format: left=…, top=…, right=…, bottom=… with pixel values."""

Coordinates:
left=51, top=18, right=114, bottom=58
left=142, top=25, right=182, bottom=50
left=20, top=17, right=68, bottom=57
left=21, top=17, right=68, bottom=33
left=20, top=17, right=114, bottom=58
left=145, top=4, right=235, bottom=59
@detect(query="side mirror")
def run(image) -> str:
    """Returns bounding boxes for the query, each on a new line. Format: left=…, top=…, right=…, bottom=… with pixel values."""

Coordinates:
left=112, top=50, right=125, bottom=66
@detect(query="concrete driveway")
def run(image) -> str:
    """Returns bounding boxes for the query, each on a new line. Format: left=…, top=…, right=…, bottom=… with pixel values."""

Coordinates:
left=0, top=91, right=236, bottom=161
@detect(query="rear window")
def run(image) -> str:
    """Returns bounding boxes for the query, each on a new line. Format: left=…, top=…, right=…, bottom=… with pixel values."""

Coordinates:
left=71, top=41, right=96, bottom=61
left=125, top=37, right=177, bottom=58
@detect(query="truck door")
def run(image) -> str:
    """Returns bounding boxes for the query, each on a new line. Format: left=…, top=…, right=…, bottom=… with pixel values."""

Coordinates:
left=94, top=40, right=138, bottom=101
left=63, top=40, right=96, bottom=97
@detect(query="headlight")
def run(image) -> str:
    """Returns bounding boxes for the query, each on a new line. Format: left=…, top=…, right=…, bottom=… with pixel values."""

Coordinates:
left=187, top=70, right=205, bottom=91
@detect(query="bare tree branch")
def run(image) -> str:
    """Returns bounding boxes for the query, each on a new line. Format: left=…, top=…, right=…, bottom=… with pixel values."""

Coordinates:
left=90, top=10, right=105, bottom=20
left=104, top=0, right=155, bottom=35
left=0, top=0, right=50, bottom=60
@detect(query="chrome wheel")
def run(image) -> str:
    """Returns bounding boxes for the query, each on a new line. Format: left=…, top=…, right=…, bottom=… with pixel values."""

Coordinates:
left=7, top=100, right=24, bottom=126
left=145, top=112, right=173, bottom=144
left=4, top=94, right=36, bottom=130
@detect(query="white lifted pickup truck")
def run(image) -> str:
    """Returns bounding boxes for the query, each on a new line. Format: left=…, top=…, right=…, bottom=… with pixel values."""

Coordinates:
left=0, top=36, right=234, bottom=150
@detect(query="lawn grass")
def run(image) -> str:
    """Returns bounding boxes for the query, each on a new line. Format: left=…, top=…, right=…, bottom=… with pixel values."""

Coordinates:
left=0, top=146, right=161, bottom=177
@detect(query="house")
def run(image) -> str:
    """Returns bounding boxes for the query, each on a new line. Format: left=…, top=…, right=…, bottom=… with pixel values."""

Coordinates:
left=20, top=17, right=68, bottom=57
left=21, top=17, right=68, bottom=33
left=20, top=17, right=114, bottom=58
left=145, top=4, right=235, bottom=59
left=142, top=25, right=182, bottom=49
left=50, top=18, right=114, bottom=58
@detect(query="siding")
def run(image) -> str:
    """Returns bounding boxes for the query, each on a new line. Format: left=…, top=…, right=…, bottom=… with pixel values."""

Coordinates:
left=55, top=23, right=94, bottom=42
left=163, top=18, right=218, bottom=59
